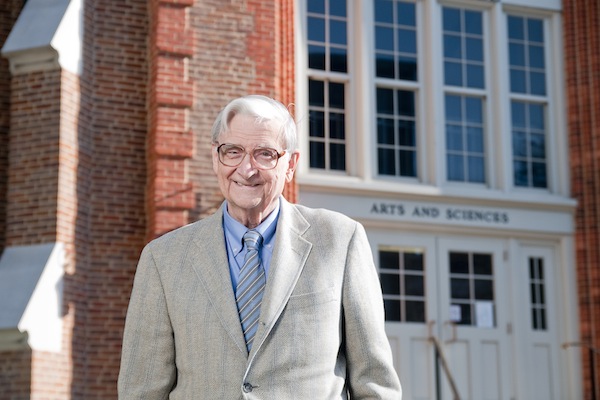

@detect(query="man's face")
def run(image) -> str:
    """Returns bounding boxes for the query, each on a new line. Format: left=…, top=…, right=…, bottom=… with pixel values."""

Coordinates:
left=212, top=114, right=299, bottom=225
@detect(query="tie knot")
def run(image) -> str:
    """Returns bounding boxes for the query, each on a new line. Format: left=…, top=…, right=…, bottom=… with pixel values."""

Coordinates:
left=243, top=230, right=263, bottom=251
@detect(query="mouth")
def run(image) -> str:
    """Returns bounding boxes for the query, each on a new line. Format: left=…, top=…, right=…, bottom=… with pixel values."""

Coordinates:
left=234, top=180, right=260, bottom=188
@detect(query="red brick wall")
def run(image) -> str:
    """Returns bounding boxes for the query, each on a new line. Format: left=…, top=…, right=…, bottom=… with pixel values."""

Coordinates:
left=68, top=1, right=149, bottom=397
left=188, top=0, right=297, bottom=221
left=564, top=0, right=600, bottom=399
left=0, top=0, right=25, bottom=254
left=0, top=0, right=296, bottom=398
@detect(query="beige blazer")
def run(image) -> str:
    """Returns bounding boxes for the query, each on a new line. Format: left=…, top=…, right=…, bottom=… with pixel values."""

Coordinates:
left=118, top=198, right=402, bottom=399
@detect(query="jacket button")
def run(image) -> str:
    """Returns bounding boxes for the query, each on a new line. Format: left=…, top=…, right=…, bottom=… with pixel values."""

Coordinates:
left=243, top=382, right=253, bottom=393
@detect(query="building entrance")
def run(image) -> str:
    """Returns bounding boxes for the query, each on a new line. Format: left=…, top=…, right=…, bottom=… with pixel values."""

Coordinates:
left=368, top=231, right=563, bottom=400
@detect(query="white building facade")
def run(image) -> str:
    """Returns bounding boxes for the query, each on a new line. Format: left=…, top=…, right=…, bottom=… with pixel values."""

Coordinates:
left=295, top=0, right=581, bottom=399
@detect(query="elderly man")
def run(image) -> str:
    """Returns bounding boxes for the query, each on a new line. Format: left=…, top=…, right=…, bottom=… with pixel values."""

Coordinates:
left=118, top=95, right=402, bottom=399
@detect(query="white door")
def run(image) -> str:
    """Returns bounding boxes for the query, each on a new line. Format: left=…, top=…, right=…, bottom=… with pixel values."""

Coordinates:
left=369, top=232, right=515, bottom=400
left=512, top=244, right=563, bottom=400
left=436, top=238, right=513, bottom=400
left=369, top=232, right=438, bottom=400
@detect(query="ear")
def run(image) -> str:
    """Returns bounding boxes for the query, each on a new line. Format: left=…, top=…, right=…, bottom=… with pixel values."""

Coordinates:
left=212, top=144, right=220, bottom=174
left=285, top=151, right=300, bottom=182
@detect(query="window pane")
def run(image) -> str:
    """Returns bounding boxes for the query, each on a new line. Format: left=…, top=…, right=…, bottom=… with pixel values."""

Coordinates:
left=405, top=275, right=424, bottom=296
left=466, top=64, right=484, bottom=88
left=376, top=26, right=394, bottom=51
left=310, top=141, right=325, bottom=168
left=375, top=0, right=393, bottom=23
left=308, top=45, right=326, bottom=70
left=508, top=16, right=524, bottom=40
left=330, top=143, right=346, bottom=170
left=445, top=61, right=463, bottom=86
left=474, top=279, right=494, bottom=300
left=465, top=10, right=482, bottom=34
left=380, top=250, right=400, bottom=269
left=450, top=252, right=469, bottom=273
left=309, top=110, right=325, bottom=138
left=466, top=37, right=483, bottom=61
left=398, top=29, right=416, bottom=53
left=468, top=156, right=485, bottom=183
left=376, top=53, right=395, bottom=78
left=398, top=56, right=417, bottom=80
left=404, top=252, right=423, bottom=271
left=399, top=150, right=416, bottom=177
left=406, top=301, right=425, bottom=322
left=397, top=90, right=415, bottom=116
left=444, top=35, right=462, bottom=59
left=330, top=47, right=347, bottom=73
left=378, top=118, right=395, bottom=145
left=446, top=124, right=463, bottom=151
left=378, top=148, right=396, bottom=175
left=330, top=112, right=345, bottom=139
left=377, top=88, right=394, bottom=114
left=329, top=82, right=345, bottom=108
left=397, top=1, right=415, bottom=26
left=307, top=0, right=325, bottom=14
left=451, top=278, right=470, bottom=299
left=384, top=300, right=401, bottom=321
left=309, top=79, right=325, bottom=106
left=330, top=20, right=347, bottom=45
left=473, top=253, right=492, bottom=275
left=381, top=273, right=400, bottom=294
left=466, top=127, right=483, bottom=152
left=398, top=120, right=415, bottom=146
left=308, top=16, right=325, bottom=42
left=443, top=8, right=461, bottom=32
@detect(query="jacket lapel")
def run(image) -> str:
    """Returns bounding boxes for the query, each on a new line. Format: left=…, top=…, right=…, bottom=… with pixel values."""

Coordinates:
left=249, top=198, right=312, bottom=360
left=188, top=209, right=247, bottom=355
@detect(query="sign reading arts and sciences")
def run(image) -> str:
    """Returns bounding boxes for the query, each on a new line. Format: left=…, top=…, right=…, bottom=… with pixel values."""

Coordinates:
left=299, top=192, right=574, bottom=234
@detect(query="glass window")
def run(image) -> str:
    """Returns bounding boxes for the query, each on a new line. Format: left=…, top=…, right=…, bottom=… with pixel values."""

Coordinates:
left=443, top=7, right=484, bottom=89
left=380, top=247, right=426, bottom=323
left=508, top=15, right=548, bottom=189
left=449, top=251, right=495, bottom=327
left=307, top=0, right=348, bottom=172
left=374, top=0, right=418, bottom=81
left=445, top=95, right=485, bottom=183
left=376, top=88, right=417, bottom=177
left=529, top=257, right=547, bottom=331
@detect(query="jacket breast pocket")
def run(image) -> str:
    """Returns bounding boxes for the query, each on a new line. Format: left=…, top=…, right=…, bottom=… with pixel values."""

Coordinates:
left=285, top=286, right=337, bottom=310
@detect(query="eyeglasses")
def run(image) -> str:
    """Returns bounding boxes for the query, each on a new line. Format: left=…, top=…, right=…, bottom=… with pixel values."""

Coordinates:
left=216, top=143, right=287, bottom=170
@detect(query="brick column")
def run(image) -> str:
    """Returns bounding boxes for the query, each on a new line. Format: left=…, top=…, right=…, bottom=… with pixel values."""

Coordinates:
left=563, top=1, right=600, bottom=399
left=147, top=0, right=196, bottom=240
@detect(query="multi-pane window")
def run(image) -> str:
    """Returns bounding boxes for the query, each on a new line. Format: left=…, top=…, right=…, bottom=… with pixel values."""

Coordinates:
left=374, top=0, right=418, bottom=81
left=442, top=7, right=486, bottom=184
left=376, top=88, right=417, bottom=177
left=307, top=0, right=348, bottom=171
left=508, top=15, right=548, bottom=188
left=449, top=252, right=495, bottom=327
left=374, top=0, right=418, bottom=179
left=529, top=257, right=547, bottom=330
left=379, top=247, right=426, bottom=322
left=302, top=1, right=560, bottom=193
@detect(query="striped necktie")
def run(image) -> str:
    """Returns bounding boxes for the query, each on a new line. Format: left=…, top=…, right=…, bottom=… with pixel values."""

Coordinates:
left=236, top=230, right=266, bottom=352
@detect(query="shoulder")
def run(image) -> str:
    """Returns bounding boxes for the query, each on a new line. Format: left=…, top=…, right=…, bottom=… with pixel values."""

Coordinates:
left=144, top=211, right=221, bottom=254
left=283, top=200, right=362, bottom=237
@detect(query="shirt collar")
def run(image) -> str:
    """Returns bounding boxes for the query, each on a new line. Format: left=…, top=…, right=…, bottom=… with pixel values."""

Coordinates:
left=222, top=199, right=280, bottom=256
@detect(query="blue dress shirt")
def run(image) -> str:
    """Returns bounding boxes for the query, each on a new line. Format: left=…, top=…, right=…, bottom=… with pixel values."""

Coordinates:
left=222, top=199, right=279, bottom=291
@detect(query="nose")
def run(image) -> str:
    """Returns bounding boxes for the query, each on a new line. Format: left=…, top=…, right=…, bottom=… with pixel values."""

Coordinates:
left=236, top=152, right=259, bottom=177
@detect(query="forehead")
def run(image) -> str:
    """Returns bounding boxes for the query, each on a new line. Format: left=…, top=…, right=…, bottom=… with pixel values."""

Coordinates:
left=221, top=114, right=283, bottom=147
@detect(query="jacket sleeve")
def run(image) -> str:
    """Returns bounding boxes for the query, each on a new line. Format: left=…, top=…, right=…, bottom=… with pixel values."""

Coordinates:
left=343, top=222, right=403, bottom=399
left=118, top=244, right=176, bottom=400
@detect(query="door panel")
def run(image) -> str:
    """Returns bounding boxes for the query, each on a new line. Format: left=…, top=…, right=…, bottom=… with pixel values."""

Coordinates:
left=437, top=238, right=512, bottom=400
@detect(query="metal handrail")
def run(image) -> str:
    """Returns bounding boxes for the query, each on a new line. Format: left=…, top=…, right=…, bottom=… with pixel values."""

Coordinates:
left=430, top=334, right=462, bottom=400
